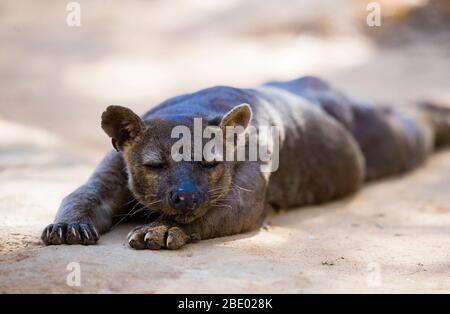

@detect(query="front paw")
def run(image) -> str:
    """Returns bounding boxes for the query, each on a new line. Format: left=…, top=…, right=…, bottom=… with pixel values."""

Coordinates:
left=41, top=222, right=99, bottom=245
left=127, top=224, right=197, bottom=250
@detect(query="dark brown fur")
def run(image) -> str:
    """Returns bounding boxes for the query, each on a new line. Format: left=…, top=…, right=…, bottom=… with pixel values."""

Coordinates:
left=42, top=76, right=450, bottom=249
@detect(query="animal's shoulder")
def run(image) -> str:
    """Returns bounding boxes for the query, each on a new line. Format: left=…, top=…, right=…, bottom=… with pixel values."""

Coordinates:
left=142, top=85, right=261, bottom=122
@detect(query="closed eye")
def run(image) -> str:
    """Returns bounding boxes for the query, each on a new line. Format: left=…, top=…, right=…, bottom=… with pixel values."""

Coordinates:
left=143, top=161, right=166, bottom=170
left=201, top=160, right=220, bottom=168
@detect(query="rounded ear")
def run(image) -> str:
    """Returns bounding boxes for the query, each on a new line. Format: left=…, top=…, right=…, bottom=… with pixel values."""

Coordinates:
left=219, top=103, right=252, bottom=130
left=101, top=105, right=144, bottom=151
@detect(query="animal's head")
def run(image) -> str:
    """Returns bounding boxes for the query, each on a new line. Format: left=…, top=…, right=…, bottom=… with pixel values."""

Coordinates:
left=101, top=104, right=252, bottom=224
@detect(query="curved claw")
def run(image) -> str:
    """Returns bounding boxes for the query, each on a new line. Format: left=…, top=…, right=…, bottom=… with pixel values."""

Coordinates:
left=41, top=222, right=99, bottom=246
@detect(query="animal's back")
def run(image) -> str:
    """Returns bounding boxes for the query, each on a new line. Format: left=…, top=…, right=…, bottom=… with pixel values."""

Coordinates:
left=138, top=76, right=449, bottom=210
left=265, top=76, right=437, bottom=181
left=252, top=85, right=365, bottom=209
left=142, top=82, right=366, bottom=209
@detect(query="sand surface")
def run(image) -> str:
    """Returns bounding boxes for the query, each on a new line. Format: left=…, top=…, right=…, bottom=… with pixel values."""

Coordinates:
left=0, top=0, right=449, bottom=293
left=1, top=118, right=450, bottom=293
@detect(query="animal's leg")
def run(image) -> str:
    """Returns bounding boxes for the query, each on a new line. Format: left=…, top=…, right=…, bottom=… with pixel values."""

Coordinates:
left=419, top=100, right=450, bottom=148
left=42, top=151, right=133, bottom=245
left=127, top=163, right=269, bottom=250
left=350, top=103, right=434, bottom=181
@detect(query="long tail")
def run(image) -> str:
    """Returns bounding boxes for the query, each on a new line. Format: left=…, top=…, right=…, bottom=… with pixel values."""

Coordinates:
left=419, top=100, right=450, bottom=149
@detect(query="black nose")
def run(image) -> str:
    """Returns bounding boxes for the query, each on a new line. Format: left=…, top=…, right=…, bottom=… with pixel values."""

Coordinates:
left=168, top=185, right=202, bottom=212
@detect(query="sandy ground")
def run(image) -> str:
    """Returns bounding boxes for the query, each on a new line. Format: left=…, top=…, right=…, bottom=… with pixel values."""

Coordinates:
left=1, top=118, right=450, bottom=293
left=0, top=0, right=450, bottom=293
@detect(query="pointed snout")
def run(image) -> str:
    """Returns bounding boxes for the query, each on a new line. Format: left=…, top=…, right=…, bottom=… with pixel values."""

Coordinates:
left=168, top=184, right=203, bottom=212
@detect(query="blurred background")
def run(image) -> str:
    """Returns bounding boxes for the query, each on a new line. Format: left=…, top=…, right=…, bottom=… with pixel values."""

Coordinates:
left=1, top=0, right=450, bottom=293
left=1, top=0, right=449, bottom=154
